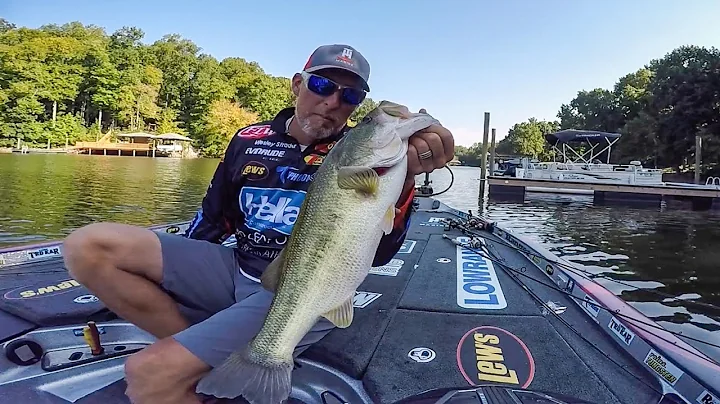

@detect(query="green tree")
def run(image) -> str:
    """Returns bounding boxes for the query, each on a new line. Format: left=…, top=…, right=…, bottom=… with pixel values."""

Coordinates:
left=505, top=118, right=559, bottom=159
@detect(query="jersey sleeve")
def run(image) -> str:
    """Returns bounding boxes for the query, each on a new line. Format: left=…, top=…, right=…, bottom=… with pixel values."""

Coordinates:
left=183, top=133, right=242, bottom=243
left=371, top=188, right=416, bottom=267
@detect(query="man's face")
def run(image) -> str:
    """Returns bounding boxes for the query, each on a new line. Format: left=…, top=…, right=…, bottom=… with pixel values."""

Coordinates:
left=291, top=69, right=364, bottom=141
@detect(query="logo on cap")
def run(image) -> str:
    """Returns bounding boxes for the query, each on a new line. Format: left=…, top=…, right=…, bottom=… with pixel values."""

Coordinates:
left=336, top=48, right=355, bottom=67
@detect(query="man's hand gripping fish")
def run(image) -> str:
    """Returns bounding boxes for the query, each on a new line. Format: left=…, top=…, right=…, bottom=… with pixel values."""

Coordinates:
left=196, top=101, right=440, bottom=403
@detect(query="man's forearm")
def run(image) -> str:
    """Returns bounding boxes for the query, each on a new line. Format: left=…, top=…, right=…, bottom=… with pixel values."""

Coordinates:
left=372, top=180, right=416, bottom=266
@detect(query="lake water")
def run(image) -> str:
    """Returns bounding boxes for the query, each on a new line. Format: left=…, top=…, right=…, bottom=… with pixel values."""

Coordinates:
left=1, top=154, right=719, bottom=362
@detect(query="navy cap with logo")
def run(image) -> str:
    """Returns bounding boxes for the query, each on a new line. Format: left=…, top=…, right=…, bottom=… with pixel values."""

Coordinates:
left=303, top=44, right=371, bottom=92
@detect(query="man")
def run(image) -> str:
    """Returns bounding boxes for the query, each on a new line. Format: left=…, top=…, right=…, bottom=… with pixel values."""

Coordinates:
left=62, top=44, right=454, bottom=404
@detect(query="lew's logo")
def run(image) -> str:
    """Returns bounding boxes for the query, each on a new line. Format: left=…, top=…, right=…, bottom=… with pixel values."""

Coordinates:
left=457, top=326, right=535, bottom=387
left=239, top=187, right=306, bottom=235
left=608, top=316, right=635, bottom=346
left=4, top=279, right=81, bottom=299
left=241, top=161, right=269, bottom=181
left=455, top=237, right=507, bottom=310
left=238, top=125, right=273, bottom=139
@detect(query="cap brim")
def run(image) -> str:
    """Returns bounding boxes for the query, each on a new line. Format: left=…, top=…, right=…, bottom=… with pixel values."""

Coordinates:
left=304, top=65, right=370, bottom=92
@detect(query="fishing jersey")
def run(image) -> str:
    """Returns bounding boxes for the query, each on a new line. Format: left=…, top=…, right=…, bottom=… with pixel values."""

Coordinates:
left=183, top=107, right=415, bottom=281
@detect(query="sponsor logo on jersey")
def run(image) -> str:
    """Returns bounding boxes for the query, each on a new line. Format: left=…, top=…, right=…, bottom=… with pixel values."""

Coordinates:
left=245, top=148, right=286, bottom=159
left=276, top=166, right=315, bottom=183
left=237, top=230, right=288, bottom=247
left=239, top=187, right=306, bottom=235
left=455, top=237, right=507, bottom=310
left=238, top=125, right=273, bottom=139
left=255, top=139, right=297, bottom=149
left=241, top=161, right=269, bottom=181
left=314, top=140, right=337, bottom=154
left=304, top=154, right=324, bottom=166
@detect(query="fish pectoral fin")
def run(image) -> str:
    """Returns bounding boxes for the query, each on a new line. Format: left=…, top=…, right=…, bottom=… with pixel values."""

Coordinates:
left=260, top=248, right=287, bottom=292
left=337, top=166, right=379, bottom=195
left=382, top=205, right=395, bottom=235
left=322, top=296, right=355, bottom=328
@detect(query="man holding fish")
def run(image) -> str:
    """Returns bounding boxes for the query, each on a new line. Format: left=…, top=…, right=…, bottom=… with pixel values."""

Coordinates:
left=63, top=44, right=455, bottom=404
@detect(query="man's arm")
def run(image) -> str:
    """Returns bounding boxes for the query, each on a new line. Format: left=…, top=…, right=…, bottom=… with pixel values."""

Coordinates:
left=183, top=137, right=239, bottom=243
left=371, top=184, right=416, bottom=267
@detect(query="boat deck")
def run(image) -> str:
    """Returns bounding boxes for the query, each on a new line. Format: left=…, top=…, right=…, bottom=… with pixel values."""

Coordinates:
left=0, top=198, right=667, bottom=403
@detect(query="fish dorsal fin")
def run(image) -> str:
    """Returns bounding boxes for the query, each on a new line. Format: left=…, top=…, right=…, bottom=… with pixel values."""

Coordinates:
left=337, top=166, right=379, bottom=195
left=260, top=248, right=287, bottom=292
left=322, top=295, right=355, bottom=328
left=383, top=205, right=395, bottom=235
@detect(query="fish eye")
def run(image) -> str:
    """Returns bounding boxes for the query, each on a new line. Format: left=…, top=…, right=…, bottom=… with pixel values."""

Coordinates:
left=361, top=115, right=372, bottom=124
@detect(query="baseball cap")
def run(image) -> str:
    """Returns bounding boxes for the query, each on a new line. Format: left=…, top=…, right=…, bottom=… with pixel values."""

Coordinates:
left=303, top=44, right=371, bottom=92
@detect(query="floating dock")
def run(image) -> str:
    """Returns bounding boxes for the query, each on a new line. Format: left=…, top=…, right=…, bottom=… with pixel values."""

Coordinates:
left=488, top=176, right=720, bottom=210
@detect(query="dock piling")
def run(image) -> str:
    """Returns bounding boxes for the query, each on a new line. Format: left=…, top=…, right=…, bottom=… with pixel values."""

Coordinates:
left=489, top=128, right=497, bottom=177
left=479, top=112, right=490, bottom=199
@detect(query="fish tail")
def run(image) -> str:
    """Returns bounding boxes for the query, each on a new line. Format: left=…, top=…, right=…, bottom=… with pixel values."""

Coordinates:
left=196, top=345, right=293, bottom=404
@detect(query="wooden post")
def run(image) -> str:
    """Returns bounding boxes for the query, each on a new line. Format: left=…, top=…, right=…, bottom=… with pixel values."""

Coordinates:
left=695, top=135, right=702, bottom=184
left=489, top=128, right=497, bottom=177
left=479, top=112, right=490, bottom=198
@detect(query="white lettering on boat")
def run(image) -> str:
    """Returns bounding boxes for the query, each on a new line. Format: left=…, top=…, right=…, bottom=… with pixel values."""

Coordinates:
left=455, top=237, right=507, bottom=309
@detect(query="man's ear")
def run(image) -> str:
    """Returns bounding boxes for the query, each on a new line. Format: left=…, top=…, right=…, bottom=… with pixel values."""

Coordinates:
left=291, top=73, right=303, bottom=97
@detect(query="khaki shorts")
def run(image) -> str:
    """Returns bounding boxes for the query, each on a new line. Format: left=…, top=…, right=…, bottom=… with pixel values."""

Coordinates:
left=156, top=232, right=335, bottom=368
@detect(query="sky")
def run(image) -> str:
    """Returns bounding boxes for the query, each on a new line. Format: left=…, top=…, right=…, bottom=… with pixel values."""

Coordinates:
left=3, top=0, right=720, bottom=147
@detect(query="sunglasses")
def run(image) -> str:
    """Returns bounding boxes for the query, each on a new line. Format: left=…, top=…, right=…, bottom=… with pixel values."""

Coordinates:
left=301, top=71, right=367, bottom=106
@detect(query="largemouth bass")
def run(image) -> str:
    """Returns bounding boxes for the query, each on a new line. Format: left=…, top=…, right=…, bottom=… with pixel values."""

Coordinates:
left=196, top=101, right=440, bottom=403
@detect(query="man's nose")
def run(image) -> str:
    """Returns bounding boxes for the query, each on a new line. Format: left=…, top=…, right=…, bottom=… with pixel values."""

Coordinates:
left=323, top=90, right=343, bottom=109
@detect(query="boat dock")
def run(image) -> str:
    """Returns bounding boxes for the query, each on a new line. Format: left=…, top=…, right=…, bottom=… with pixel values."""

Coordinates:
left=488, top=176, right=720, bottom=209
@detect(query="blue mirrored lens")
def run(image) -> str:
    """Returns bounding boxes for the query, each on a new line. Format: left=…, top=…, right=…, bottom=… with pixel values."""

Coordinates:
left=341, top=88, right=365, bottom=106
left=307, top=74, right=366, bottom=106
left=307, top=75, right=337, bottom=96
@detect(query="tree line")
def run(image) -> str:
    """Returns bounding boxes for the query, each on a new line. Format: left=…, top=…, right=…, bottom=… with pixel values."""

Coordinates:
left=0, top=19, right=378, bottom=157
left=456, top=45, right=720, bottom=175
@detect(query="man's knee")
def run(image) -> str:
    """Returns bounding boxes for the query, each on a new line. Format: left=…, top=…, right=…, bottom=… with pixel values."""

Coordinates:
left=63, top=222, right=115, bottom=282
left=63, top=222, right=162, bottom=284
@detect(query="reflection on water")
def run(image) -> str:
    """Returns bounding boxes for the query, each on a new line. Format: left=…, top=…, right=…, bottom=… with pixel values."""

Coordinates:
left=1, top=156, right=719, bottom=361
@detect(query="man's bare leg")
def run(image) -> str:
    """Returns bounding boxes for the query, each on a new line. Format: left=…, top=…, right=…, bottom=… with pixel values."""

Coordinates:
left=63, top=222, right=208, bottom=403
left=63, top=222, right=189, bottom=338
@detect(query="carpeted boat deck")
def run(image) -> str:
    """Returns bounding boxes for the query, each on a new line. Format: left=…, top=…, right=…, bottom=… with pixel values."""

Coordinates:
left=0, top=198, right=663, bottom=403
